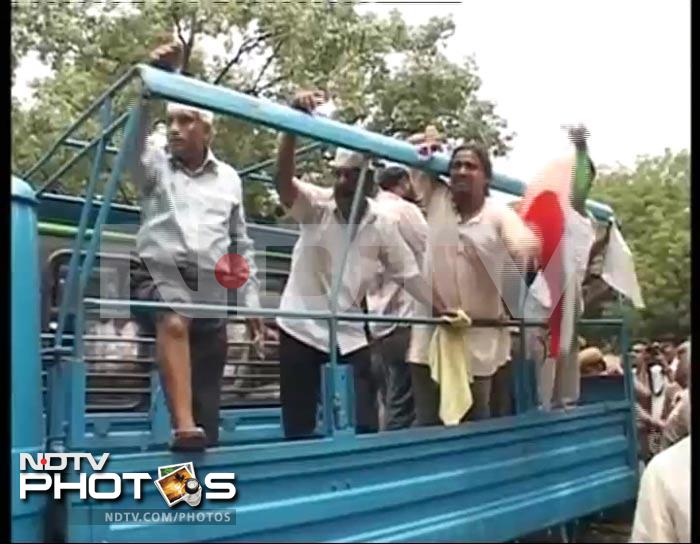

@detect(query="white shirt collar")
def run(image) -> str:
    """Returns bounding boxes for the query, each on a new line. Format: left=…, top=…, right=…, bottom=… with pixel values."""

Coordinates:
left=168, top=147, right=219, bottom=177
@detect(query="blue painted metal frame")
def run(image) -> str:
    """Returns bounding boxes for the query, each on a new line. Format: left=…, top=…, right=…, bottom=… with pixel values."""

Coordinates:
left=137, top=64, right=615, bottom=222
left=18, top=64, right=639, bottom=542
left=53, top=104, right=146, bottom=449
left=23, top=66, right=137, bottom=182
left=61, top=402, right=636, bottom=543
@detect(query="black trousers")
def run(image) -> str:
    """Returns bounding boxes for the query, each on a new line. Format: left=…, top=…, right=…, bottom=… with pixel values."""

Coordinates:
left=409, top=363, right=441, bottom=426
left=131, top=260, right=228, bottom=446
left=409, top=363, right=502, bottom=425
left=279, top=329, right=378, bottom=439
left=371, top=327, right=415, bottom=430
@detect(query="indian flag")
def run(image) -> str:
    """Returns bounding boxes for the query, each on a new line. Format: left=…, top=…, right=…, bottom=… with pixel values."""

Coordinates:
left=519, top=155, right=593, bottom=359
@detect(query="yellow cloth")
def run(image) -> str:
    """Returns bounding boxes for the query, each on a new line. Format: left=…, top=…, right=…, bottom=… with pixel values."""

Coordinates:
left=428, top=310, right=473, bottom=425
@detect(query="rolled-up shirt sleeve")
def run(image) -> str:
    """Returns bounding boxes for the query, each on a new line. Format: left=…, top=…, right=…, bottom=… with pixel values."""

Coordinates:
left=398, top=203, right=428, bottom=261
left=289, top=178, right=331, bottom=224
left=229, top=173, right=261, bottom=309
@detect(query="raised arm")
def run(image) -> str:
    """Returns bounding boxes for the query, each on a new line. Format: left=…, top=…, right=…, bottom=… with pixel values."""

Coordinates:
left=274, top=90, right=326, bottom=208
left=129, top=42, right=183, bottom=193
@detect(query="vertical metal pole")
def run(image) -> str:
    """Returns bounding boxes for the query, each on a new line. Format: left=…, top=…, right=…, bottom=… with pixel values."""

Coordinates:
left=515, top=272, right=528, bottom=414
left=55, top=99, right=113, bottom=348
left=620, top=313, right=639, bottom=478
left=50, top=99, right=113, bottom=450
left=67, top=104, right=143, bottom=447
left=325, top=163, right=370, bottom=435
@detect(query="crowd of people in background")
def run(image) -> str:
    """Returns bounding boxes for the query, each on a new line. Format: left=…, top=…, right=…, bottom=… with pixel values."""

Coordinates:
left=630, top=337, right=690, bottom=543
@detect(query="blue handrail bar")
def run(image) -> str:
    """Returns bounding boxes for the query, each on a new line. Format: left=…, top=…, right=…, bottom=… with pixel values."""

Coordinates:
left=84, top=297, right=625, bottom=329
left=23, top=66, right=138, bottom=181
left=35, top=110, right=130, bottom=196
left=138, top=64, right=615, bottom=223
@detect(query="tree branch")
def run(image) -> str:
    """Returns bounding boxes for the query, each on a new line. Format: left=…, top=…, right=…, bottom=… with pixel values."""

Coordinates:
left=246, top=74, right=287, bottom=97
left=182, top=13, right=199, bottom=73
left=245, top=39, right=285, bottom=95
left=172, top=12, right=186, bottom=48
left=213, top=31, right=276, bottom=85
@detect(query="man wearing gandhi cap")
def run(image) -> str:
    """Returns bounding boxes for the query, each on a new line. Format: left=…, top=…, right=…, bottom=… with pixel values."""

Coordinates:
left=272, top=89, right=449, bottom=439
left=128, top=43, right=263, bottom=451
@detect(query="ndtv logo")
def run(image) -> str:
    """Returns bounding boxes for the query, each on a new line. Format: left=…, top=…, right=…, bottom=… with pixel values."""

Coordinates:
left=19, top=453, right=237, bottom=504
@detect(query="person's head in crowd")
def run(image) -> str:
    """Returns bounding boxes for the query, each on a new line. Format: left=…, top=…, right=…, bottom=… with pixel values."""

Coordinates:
left=630, top=341, right=648, bottom=370
left=329, top=147, right=374, bottom=221
left=378, top=165, right=415, bottom=201
left=165, top=102, right=215, bottom=167
left=579, top=347, right=607, bottom=376
left=448, top=142, right=492, bottom=212
left=674, top=348, right=690, bottom=389
left=663, top=343, right=677, bottom=365
left=658, top=333, right=677, bottom=364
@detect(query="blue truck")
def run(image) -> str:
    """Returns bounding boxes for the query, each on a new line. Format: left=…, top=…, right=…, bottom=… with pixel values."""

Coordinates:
left=12, top=65, right=638, bottom=542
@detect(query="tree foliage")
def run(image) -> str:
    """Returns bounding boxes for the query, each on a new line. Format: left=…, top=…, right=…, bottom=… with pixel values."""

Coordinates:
left=12, top=0, right=512, bottom=220
left=590, top=149, right=690, bottom=340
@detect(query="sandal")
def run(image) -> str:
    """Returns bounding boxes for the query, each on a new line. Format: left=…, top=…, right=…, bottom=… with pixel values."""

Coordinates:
left=170, top=427, right=208, bottom=452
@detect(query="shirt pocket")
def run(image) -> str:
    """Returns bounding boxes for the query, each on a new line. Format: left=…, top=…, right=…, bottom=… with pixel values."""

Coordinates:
left=197, top=185, right=236, bottom=229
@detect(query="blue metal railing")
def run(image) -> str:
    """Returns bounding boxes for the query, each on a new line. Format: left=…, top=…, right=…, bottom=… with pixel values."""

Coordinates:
left=23, top=66, right=138, bottom=183
left=26, top=64, right=632, bottom=454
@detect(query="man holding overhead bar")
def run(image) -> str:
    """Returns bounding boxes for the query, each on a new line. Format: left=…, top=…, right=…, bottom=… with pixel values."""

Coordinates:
left=129, top=42, right=263, bottom=451
left=273, top=89, right=449, bottom=439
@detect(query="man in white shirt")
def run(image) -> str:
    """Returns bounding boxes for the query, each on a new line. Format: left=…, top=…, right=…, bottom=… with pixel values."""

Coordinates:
left=129, top=43, right=262, bottom=450
left=367, top=165, right=428, bottom=430
left=630, top=436, right=690, bottom=543
left=273, top=90, right=447, bottom=438
left=407, top=140, right=540, bottom=424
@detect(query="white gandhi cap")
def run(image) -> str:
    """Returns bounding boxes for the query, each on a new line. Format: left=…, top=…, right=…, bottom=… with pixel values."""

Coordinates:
left=329, top=147, right=369, bottom=169
left=166, top=101, right=215, bottom=126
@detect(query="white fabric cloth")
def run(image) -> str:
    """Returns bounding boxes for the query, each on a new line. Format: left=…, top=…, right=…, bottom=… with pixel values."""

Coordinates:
left=277, top=180, right=421, bottom=355
left=601, top=221, right=645, bottom=309
left=166, top=102, right=215, bottom=126
left=366, top=190, right=428, bottom=338
left=407, top=179, right=539, bottom=377
left=631, top=436, right=690, bottom=543
left=329, top=147, right=368, bottom=169
left=528, top=209, right=595, bottom=311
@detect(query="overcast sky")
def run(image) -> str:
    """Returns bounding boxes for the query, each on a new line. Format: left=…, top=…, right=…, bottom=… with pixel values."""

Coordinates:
left=14, top=0, right=689, bottom=182
left=359, top=0, right=690, bottom=180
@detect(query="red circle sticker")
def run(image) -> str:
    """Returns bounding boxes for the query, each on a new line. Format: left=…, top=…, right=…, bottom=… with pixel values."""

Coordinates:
left=215, top=253, right=250, bottom=289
